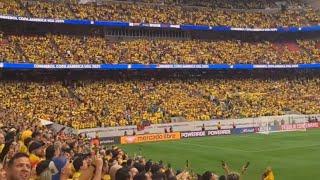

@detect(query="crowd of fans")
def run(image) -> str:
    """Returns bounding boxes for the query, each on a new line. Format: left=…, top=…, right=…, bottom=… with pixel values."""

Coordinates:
left=192, top=0, right=305, bottom=9
left=0, top=72, right=285, bottom=180
left=1, top=33, right=319, bottom=64
left=0, top=32, right=23, bottom=63
left=0, top=71, right=319, bottom=130
left=124, top=0, right=305, bottom=9
left=9, top=35, right=64, bottom=64
left=0, top=70, right=286, bottom=180
left=0, top=0, right=319, bottom=27
left=0, top=1, right=317, bottom=180
left=0, top=0, right=26, bottom=17
left=0, top=111, right=275, bottom=180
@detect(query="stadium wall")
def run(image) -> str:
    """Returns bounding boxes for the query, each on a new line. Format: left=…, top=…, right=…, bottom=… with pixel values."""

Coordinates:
left=44, top=116, right=319, bottom=145
left=77, top=114, right=320, bottom=138
left=108, top=122, right=320, bottom=145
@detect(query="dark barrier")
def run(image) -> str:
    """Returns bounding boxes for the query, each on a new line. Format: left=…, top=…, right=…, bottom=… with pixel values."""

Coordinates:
left=231, top=127, right=259, bottom=135
left=269, top=125, right=280, bottom=132
left=100, top=136, right=120, bottom=145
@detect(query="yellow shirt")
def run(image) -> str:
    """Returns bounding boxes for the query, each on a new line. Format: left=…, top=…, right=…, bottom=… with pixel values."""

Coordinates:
left=264, top=171, right=274, bottom=180
left=19, top=141, right=28, bottom=154
left=72, top=172, right=81, bottom=180
left=29, top=153, right=41, bottom=168
left=103, top=175, right=111, bottom=180
left=21, top=130, right=33, bottom=141
left=0, top=144, right=4, bottom=153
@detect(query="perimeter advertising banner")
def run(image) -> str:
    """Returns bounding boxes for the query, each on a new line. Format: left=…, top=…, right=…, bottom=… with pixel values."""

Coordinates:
left=120, top=132, right=181, bottom=144
left=207, top=129, right=231, bottom=136
left=306, top=122, right=320, bottom=129
left=281, top=122, right=320, bottom=131
left=180, top=130, right=231, bottom=139
left=281, top=123, right=306, bottom=131
left=99, top=137, right=120, bottom=145
left=231, top=127, right=259, bottom=135
left=180, top=131, right=206, bottom=138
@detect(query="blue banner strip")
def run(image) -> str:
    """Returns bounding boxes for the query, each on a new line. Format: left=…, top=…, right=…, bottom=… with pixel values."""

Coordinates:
left=130, top=64, right=157, bottom=69
left=276, top=27, right=300, bottom=32
left=298, top=64, right=320, bottom=69
left=94, top=21, right=129, bottom=27
left=211, top=26, right=232, bottom=31
left=1, top=63, right=319, bottom=70
left=64, top=19, right=91, bottom=25
left=208, top=64, right=230, bottom=69
left=180, top=24, right=211, bottom=31
left=233, top=64, right=254, bottom=69
left=100, top=64, right=128, bottom=69
left=301, top=25, right=320, bottom=32
left=3, top=63, right=34, bottom=69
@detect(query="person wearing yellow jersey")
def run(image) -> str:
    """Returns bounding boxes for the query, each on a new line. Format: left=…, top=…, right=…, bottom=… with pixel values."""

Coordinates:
left=28, top=141, right=45, bottom=169
left=21, top=129, right=32, bottom=141
left=103, top=174, right=111, bottom=180
left=19, top=137, right=32, bottom=154
left=262, top=167, right=274, bottom=180
left=0, top=133, right=5, bottom=154
left=217, top=121, right=222, bottom=130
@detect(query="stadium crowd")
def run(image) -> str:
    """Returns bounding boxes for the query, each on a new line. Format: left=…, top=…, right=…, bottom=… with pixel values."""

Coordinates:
left=0, top=73, right=287, bottom=180
left=1, top=33, right=319, bottom=64
left=0, top=32, right=23, bottom=63
left=121, top=0, right=305, bottom=9
left=0, top=110, right=276, bottom=180
left=0, top=71, right=283, bottom=180
left=0, top=0, right=319, bottom=27
left=0, top=1, right=317, bottom=180
left=0, top=71, right=319, bottom=129
left=0, top=0, right=26, bottom=17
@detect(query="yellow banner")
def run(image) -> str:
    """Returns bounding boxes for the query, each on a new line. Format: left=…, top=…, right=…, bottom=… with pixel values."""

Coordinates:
left=120, top=132, right=181, bottom=144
